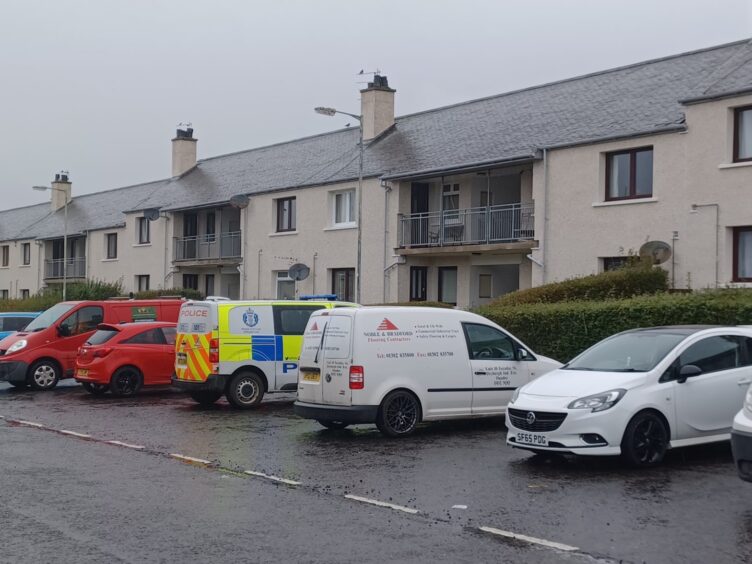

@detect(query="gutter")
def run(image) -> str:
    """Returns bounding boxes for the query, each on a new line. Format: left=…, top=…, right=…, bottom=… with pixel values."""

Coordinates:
left=680, top=87, right=752, bottom=106
left=381, top=155, right=538, bottom=182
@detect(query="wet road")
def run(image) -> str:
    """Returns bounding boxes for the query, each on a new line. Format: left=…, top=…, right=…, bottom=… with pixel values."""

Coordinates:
left=1, top=381, right=751, bottom=563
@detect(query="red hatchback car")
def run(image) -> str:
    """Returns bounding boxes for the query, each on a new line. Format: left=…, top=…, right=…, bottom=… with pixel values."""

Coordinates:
left=75, top=322, right=177, bottom=397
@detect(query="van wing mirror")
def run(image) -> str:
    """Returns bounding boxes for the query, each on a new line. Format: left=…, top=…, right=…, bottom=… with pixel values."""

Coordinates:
left=517, top=348, right=529, bottom=360
left=677, top=364, right=702, bottom=383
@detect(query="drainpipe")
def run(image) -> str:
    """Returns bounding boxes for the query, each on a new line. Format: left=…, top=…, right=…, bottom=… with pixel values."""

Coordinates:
left=312, top=252, right=318, bottom=295
left=671, top=231, right=679, bottom=290
left=382, top=180, right=392, bottom=303
left=243, top=206, right=250, bottom=298
left=256, top=249, right=262, bottom=299
left=163, top=215, right=171, bottom=289
left=541, top=148, right=549, bottom=284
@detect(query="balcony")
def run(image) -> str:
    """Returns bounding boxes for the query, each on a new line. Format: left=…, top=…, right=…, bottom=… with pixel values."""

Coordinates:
left=174, top=231, right=242, bottom=263
left=44, top=257, right=86, bottom=280
left=398, top=202, right=534, bottom=249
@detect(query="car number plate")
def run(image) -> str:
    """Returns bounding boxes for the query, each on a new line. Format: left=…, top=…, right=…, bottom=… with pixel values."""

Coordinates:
left=176, top=352, right=188, bottom=365
left=301, top=370, right=320, bottom=382
left=76, top=369, right=88, bottom=377
left=516, top=432, right=548, bottom=446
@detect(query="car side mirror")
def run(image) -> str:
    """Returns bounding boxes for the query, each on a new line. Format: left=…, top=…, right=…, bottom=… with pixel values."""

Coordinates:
left=677, top=364, right=702, bottom=383
left=517, top=348, right=529, bottom=360
left=57, top=325, right=70, bottom=337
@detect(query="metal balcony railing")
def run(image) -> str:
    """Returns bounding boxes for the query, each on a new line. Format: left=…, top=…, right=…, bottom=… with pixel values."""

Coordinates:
left=44, top=257, right=86, bottom=279
left=174, top=231, right=242, bottom=262
left=398, top=202, right=534, bottom=248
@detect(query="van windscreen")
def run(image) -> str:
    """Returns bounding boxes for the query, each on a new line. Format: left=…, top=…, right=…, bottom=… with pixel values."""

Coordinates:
left=24, top=303, right=75, bottom=332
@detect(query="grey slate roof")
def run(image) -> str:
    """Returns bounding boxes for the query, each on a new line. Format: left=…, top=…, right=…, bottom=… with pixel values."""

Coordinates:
left=4, top=38, right=752, bottom=239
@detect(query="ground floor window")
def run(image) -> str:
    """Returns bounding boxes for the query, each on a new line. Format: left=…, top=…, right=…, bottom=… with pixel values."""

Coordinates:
left=182, top=274, right=198, bottom=290
left=205, top=274, right=215, bottom=297
left=602, top=257, right=630, bottom=272
left=734, top=227, right=752, bottom=282
left=478, top=273, right=492, bottom=299
left=136, top=275, right=150, bottom=292
left=438, top=266, right=457, bottom=305
left=332, top=268, right=355, bottom=302
left=276, top=271, right=295, bottom=300
left=0, top=290, right=7, bottom=299
left=20, top=289, right=30, bottom=299
left=410, top=266, right=427, bottom=301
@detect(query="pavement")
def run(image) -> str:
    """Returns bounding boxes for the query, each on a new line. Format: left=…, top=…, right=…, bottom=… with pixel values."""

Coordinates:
left=1, top=380, right=751, bottom=563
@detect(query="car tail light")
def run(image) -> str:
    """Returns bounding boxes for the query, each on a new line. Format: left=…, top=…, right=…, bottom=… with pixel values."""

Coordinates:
left=209, top=338, right=219, bottom=363
left=349, top=365, right=364, bottom=390
left=93, top=347, right=113, bottom=358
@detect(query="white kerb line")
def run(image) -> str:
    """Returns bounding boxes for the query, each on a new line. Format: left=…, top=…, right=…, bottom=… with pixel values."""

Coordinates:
left=170, top=453, right=213, bottom=466
left=478, top=526, right=579, bottom=552
left=344, top=494, right=420, bottom=515
left=244, top=470, right=302, bottom=486
left=59, top=430, right=92, bottom=439
left=16, top=420, right=45, bottom=428
left=107, top=440, right=145, bottom=450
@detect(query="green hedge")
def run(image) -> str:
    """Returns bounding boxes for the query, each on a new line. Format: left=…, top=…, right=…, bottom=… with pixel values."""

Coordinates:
left=132, top=288, right=203, bottom=300
left=492, top=265, right=668, bottom=306
left=374, top=301, right=454, bottom=308
left=477, top=290, right=752, bottom=362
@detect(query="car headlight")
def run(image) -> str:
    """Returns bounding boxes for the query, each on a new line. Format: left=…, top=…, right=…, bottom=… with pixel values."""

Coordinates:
left=511, top=387, right=521, bottom=404
left=7, top=340, right=27, bottom=354
left=567, top=389, right=626, bottom=412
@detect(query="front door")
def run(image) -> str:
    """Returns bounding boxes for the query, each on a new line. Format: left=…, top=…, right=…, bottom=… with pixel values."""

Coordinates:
left=463, top=323, right=530, bottom=415
left=58, top=306, right=104, bottom=374
left=672, top=335, right=752, bottom=438
left=410, top=182, right=430, bottom=245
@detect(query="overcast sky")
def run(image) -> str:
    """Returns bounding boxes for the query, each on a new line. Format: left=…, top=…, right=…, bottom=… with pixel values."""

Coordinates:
left=3, top=0, right=751, bottom=209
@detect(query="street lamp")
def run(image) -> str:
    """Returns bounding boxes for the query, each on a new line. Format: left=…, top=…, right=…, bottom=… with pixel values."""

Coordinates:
left=314, top=106, right=364, bottom=303
left=33, top=184, right=69, bottom=300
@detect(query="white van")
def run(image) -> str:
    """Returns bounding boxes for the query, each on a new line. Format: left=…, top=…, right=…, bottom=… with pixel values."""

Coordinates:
left=293, top=307, right=561, bottom=436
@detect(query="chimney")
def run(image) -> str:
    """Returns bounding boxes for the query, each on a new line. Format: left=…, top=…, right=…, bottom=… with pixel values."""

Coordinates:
left=360, top=74, right=396, bottom=141
left=172, top=126, right=197, bottom=177
left=50, top=173, right=72, bottom=212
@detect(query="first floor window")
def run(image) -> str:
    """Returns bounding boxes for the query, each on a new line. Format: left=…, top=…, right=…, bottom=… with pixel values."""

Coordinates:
left=438, top=266, right=457, bottom=305
left=20, top=289, right=30, bottom=300
left=734, top=227, right=752, bottom=282
left=206, top=212, right=216, bottom=242
left=734, top=106, right=752, bottom=162
left=21, top=243, right=30, bottom=265
left=137, top=217, right=150, bottom=244
left=136, top=275, right=150, bottom=292
left=276, top=197, right=296, bottom=232
left=333, top=190, right=356, bottom=225
left=606, top=147, right=653, bottom=200
left=442, top=183, right=460, bottom=218
left=106, top=233, right=118, bottom=259
left=182, top=274, right=198, bottom=290
left=1, top=245, right=8, bottom=267
left=332, top=268, right=355, bottom=302
left=276, top=271, right=295, bottom=300
left=410, top=267, right=427, bottom=301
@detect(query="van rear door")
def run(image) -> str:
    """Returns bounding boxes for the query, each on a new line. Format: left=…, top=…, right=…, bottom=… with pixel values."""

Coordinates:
left=175, top=302, right=215, bottom=383
left=298, top=312, right=353, bottom=406
left=298, top=313, right=328, bottom=404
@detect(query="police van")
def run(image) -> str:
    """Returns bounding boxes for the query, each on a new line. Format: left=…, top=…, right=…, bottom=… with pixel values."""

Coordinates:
left=173, top=299, right=356, bottom=408
left=294, top=307, right=561, bottom=436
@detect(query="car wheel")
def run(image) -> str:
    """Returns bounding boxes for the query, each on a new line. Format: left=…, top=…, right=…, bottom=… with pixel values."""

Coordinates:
left=28, top=360, right=60, bottom=391
left=621, top=411, right=669, bottom=467
left=317, top=420, right=349, bottom=430
left=82, top=382, right=109, bottom=396
left=110, top=367, right=143, bottom=398
left=189, top=390, right=223, bottom=406
left=376, top=390, right=421, bottom=437
left=225, top=372, right=264, bottom=409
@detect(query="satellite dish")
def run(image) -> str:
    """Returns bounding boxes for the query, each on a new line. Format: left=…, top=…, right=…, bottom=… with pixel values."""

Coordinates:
left=230, top=195, right=250, bottom=209
left=288, top=263, right=310, bottom=281
left=143, top=208, right=160, bottom=221
left=639, top=240, right=672, bottom=265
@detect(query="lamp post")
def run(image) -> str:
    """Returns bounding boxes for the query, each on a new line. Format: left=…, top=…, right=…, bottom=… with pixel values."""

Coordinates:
left=315, top=106, right=363, bottom=303
left=33, top=184, right=69, bottom=300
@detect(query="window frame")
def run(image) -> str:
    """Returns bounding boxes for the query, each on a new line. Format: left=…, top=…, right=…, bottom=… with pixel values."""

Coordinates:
left=276, top=197, right=297, bottom=232
left=182, top=274, right=198, bottom=291
left=1, top=245, right=8, bottom=267
left=332, top=189, right=356, bottom=226
left=733, top=226, right=752, bottom=282
left=106, top=233, right=118, bottom=259
left=20, top=289, right=29, bottom=300
left=275, top=271, right=295, bottom=300
left=137, top=217, right=151, bottom=244
left=136, top=274, right=150, bottom=292
left=605, top=146, right=654, bottom=201
left=733, top=105, right=752, bottom=163
left=331, top=268, right=355, bottom=302
left=409, top=266, right=427, bottom=302
left=438, top=266, right=458, bottom=306
left=205, top=212, right=216, bottom=242
left=21, top=243, right=30, bottom=266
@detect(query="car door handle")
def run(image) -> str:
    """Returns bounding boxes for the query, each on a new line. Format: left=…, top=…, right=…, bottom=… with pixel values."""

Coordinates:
left=474, top=371, right=487, bottom=375
left=738, top=379, right=752, bottom=386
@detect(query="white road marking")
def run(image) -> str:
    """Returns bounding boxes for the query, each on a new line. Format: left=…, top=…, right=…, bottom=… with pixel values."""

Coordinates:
left=170, top=453, right=213, bottom=466
left=244, top=470, right=302, bottom=486
left=452, top=504, right=468, bottom=509
left=106, top=440, right=145, bottom=450
left=478, top=526, right=579, bottom=552
left=59, top=430, right=92, bottom=439
left=16, top=420, right=45, bottom=428
left=344, top=494, right=420, bottom=515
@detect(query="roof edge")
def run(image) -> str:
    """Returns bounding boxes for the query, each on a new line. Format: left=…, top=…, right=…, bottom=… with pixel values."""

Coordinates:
left=381, top=154, right=538, bottom=181
left=680, top=87, right=752, bottom=105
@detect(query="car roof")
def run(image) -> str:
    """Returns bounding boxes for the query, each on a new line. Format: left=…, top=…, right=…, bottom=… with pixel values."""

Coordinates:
left=621, top=325, right=727, bottom=336
left=98, top=321, right=176, bottom=332
left=0, top=312, right=41, bottom=317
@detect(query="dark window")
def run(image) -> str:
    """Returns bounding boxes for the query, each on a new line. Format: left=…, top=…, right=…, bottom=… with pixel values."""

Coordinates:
left=410, top=267, right=427, bottom=301
left=161, top=326, right=177, bottom=345
left=438, top=266, right=457, bottom=305
left=136, top=275, right=150, bottom=292
left=206, top=212, right=216, bottom=242
left=123, top=328, right=167, bottom=345
left=0, top=290, right=8, bottom=300
left=606, top=148, right=653, bottom=201
left=1, top=245, right=8, bottom=267
left=137, top=217, right=150, bottom=244
left=106, top=233, right=118, bottom=259
left=734, top=227, right=752, bottom=282
left=679, top=335, right=742, bottom=375
left=182, top=274, right=198, bottom=290
left=86, top=329, right=119, bottom=345
left=20, top=289, right=29, bottom=299
left=332, top=268, right=354, bottom=302
left=0, top=316, right=33, bottom=332
left=273, top=305, right=321, bottom=335
left=463, top=323, right=516, bottom=361
left=734, top=106, right=752, bottom=162
left=205, top=274, right=215, bottom=297
left=60, top=306, right=104, bottom=336
left=276, top=197, right=296, bottom=232
left=22, top=243, right=30, bottom=265
left=603, top=257, right=630, bottom=272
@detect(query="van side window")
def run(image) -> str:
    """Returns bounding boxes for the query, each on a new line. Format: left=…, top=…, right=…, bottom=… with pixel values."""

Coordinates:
left=273, top=306, right=322, bottom=335
left=463, top=323, right=516, bottom=361
left=60, top=306, right=104, bottom=336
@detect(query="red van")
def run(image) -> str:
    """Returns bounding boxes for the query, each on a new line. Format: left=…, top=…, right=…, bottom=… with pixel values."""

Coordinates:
left=0, top=299, right=183, bottom=390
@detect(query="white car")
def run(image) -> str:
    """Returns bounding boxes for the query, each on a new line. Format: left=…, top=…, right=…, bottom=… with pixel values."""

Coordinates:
left=731, top=385, right=752, bottom=481
left=506, top=326, right=752, bottom=466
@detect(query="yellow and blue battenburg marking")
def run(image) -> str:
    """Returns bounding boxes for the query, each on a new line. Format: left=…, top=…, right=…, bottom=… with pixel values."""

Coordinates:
left=250, top=335, right=283, bottom=361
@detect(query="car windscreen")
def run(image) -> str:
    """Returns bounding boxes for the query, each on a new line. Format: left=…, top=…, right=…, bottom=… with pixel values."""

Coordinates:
left=86, top=329, right=119, bottom=345
left=563, top=332, right=687, bottom=372
left=24, top=303, right=76, bottom=332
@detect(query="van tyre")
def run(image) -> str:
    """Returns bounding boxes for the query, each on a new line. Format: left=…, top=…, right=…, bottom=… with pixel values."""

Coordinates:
left=377, top=390, right=421, bottom=437
left=82, top=382, right=109, bottom=396
left=226, top=372, right=264, bottom=409
left=621, top=411, right=669, bottom=467
left=28, top=360, right=60, bottom=390
left=317, top=420, right=349, bottom=430
left=110, top=367, right=142, bottom=398
left=190, top=389, right=223, bottom=406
